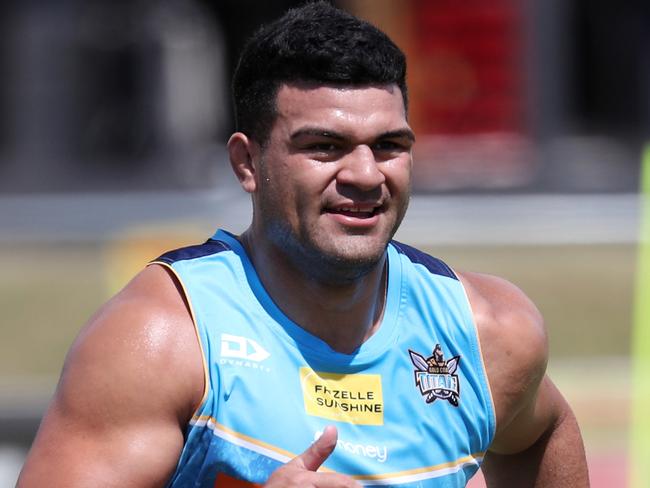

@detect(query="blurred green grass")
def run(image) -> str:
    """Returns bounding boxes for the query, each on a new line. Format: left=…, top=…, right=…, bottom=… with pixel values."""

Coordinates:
left=0, top=243, right=105, bottom=377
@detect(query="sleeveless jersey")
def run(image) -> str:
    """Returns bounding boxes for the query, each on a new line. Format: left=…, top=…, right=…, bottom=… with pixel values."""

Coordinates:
left=153, top=229, right=495, bottom=487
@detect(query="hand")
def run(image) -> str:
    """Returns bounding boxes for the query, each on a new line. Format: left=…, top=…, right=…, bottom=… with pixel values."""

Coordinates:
left=264, top=426, right=361, bottom=487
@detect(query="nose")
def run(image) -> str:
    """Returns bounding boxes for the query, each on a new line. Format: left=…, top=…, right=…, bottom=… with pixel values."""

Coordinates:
left=336, top=145, right=386, bottom=191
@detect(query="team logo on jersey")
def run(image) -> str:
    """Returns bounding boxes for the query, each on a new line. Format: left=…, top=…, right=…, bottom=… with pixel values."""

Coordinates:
left=408, top=345, right=460, bottom=407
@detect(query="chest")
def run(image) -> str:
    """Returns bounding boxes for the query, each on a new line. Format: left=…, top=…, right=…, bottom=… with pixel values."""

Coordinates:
left=202, top=332, right=486, bottom=486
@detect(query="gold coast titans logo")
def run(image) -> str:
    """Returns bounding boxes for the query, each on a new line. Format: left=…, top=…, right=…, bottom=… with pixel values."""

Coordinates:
left=408, top=345, right=460, bottom=407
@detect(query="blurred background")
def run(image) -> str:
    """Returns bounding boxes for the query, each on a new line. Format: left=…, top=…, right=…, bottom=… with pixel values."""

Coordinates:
left=0, top=0, right=646, bottom=485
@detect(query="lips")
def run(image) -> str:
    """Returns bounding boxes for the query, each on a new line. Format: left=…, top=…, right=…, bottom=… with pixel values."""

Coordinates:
left=326, top=203, right=382, bottom=218
left=322, top=202, right=386, bottom=230
left=330, top=206, right=377, bottom=218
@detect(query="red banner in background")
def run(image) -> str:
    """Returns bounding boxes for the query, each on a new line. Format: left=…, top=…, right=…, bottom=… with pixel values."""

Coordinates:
left=410, top=0, right=525, bottom=135
left=347, top=0, right=534, bottom=191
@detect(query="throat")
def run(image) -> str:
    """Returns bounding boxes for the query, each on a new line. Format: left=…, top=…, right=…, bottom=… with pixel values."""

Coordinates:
left=299, top=263, right=388, bottom=354
left=240, top=228, right=389, bottom=353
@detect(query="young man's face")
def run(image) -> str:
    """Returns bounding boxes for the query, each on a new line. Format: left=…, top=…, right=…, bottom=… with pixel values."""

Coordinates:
left=252, top=83, right=414, bottom=281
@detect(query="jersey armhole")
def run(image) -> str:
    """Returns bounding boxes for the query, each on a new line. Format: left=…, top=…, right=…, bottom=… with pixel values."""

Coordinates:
left=148, top=261, right=210, bottom=420
left=450, top=265, right=498, bottom=443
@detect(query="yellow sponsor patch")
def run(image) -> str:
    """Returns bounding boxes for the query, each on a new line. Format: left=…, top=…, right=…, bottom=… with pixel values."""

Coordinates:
left=300, top=368, right=384, bottom=425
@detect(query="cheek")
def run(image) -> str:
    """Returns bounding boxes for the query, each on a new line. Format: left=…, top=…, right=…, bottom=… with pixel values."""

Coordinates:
left=265, top=174, right=316, bottom=219
left=294, top=163, right=338, bottom=198
left=260, top=162, right=295, bottom=199
left=383, top=159, right=412, bottom=193
left=262, top=158, right=338, bottom=213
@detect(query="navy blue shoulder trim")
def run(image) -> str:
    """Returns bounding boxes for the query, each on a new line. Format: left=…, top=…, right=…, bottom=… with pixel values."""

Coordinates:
left=153, top=238, right=232, bottom=265
left=391, top=240, right=457, bottom=280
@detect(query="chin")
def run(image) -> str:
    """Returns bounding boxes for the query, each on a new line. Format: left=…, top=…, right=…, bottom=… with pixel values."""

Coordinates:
left=306, top=234, right=389, bottom=282
left=326, top=235, right=386, bottom=261
left=267, top=220, right=391, bottom=283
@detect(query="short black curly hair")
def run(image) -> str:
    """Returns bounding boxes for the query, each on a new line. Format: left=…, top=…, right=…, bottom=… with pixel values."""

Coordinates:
left=232, top=1, right=408, bottom=145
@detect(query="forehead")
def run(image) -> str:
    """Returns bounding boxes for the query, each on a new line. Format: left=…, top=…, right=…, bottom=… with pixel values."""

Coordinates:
left=273, top=83, right=408, bottom=136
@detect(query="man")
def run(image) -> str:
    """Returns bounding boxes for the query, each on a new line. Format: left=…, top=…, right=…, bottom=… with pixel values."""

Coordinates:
left=18, top=2, right=589, bottom=487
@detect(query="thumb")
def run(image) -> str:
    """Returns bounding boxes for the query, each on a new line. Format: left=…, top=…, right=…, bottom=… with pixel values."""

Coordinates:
left=293, top=425, right=338, bottom=472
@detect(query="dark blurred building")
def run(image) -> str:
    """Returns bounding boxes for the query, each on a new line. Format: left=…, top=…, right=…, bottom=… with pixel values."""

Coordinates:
left=0, top=0, right=647, bottom=193
left=0, top=0, right=301, bottom=193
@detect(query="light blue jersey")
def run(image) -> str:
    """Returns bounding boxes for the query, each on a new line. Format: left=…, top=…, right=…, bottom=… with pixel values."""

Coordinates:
left=153, top=229, right=495, bottom=487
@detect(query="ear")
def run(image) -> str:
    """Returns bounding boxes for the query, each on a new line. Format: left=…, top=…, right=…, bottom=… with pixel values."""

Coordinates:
left=228, top=132, right=260, bottom=193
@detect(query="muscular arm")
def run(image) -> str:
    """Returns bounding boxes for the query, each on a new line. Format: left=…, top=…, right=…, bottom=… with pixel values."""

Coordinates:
left=481, top=376, right=587, bottom=486
left=459, top=272, right=589, bottom=487
left=17, top=265, right=204, bottom=487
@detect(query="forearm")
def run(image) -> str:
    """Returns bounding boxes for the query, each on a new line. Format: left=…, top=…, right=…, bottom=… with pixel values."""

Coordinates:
left=481, top=407, right=589, bottom=487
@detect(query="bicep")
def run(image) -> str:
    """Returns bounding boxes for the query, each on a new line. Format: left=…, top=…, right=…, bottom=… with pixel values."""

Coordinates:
left=19, top=388, right=184, bottom=487
left=18, top=275, right=201, bottom=487
left=488, top=375, right=567, bottom=455
left=481, top=377, right=588, bottom=487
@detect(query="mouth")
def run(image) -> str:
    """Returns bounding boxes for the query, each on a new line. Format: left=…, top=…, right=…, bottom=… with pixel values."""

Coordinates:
left=323, top=203, right=385, bottom=227
left=327, top=205, right=381, bottom=219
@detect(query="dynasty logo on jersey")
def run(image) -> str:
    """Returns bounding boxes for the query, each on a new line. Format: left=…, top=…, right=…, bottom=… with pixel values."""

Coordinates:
left=220, top=334, right=270, bottom=362
left=409, top=345, right=461, bottom=407
left=219, top=334, right=271, bottom=373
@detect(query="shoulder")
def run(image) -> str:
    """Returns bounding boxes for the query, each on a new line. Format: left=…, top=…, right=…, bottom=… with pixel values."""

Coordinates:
left=18, top=264, right=204, bottom=486
left=457, top=271, right=548, bottom=432
left=63, top=263, right=204, bottom=422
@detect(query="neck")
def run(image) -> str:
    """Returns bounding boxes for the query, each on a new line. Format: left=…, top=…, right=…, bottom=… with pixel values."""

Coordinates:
left=239, top=230, right=388, bottom=354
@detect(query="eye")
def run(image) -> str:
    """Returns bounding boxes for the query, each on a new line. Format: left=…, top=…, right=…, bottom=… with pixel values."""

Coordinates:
left=372, top=140, right=410, bottom=154
left=308, top=143, right=339, bottom=152
left=373, top=141, right=400, bottom=151
left=301, top=141, right=345, bottom=162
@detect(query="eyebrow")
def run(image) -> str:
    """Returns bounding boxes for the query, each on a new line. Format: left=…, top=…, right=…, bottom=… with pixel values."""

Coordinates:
left=381, top=129, right=416, bottom=142
left=290, top=128, right=346, bottom=141
left=290, top=127, right=416, bottom=143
